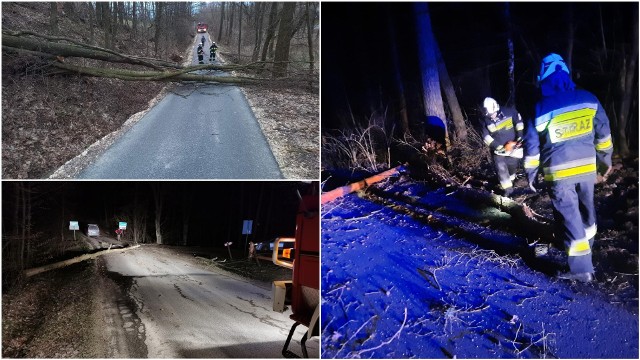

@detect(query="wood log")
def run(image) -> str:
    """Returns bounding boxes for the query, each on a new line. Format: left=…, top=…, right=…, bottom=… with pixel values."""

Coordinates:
left=321, top=165, right=406, bottom=204
left=24, top=245, right=140, bottom=278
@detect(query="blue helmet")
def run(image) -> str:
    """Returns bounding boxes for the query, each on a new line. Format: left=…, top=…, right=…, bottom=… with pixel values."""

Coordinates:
left=538, top=53, right=570, bottom=83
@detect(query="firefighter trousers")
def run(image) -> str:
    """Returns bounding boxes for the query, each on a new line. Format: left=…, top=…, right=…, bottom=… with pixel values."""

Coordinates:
left=549, top=180, right=596, bottom=274
left=493, top=155, right=520, bottom=190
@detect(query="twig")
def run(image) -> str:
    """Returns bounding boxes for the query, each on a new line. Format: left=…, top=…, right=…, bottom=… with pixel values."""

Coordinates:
left=355, top=307, right=408, bottom=356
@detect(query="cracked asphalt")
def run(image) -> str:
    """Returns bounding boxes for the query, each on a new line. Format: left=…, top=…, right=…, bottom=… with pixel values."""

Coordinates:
left=102, top=245, right=317, bottom=358
left=77, top=36, right=281, bottom=179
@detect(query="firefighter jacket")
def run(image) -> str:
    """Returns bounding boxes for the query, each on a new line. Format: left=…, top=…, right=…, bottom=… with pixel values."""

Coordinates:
left=481, top=107, right=524, bottom=152
left=197, top=47, right=204, bottom=56
left=524, top=88, right=613, bottom=184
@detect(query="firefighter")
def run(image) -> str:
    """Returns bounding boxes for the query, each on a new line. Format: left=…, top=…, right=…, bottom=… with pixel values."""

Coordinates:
left=481, top=97, right=524, bottom=197
left=197, top=44, right=204, bottom=64
left=524, top=53, right=613, bottom=283
left=201, top=35, right=206, bottom=47
left=209, top=42, right=218, bottom=62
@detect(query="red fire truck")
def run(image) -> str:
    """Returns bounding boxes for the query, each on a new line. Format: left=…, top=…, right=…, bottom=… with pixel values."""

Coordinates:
left=272, top=183, right=319, bottom=358
left=196, top=22, right=208, bottom=33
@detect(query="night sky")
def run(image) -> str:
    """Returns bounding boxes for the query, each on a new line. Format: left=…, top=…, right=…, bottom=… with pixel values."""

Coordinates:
left=322, top=2, right=638, bottom=142
left=2, top=181, right=316, bottom=248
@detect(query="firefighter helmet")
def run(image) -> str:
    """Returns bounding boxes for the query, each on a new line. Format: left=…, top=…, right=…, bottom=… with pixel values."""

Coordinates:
left=483, top=97, right=500, bottom=116
left=538, top=53, right=570, bottom=83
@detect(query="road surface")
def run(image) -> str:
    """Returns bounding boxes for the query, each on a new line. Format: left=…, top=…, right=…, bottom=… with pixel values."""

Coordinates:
left=77, top=36, right=281, bottom=179
left=100, top=245, right=317, bottom=358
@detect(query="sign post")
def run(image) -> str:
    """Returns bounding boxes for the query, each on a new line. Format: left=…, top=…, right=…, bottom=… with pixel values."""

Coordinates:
left=118, top=222, right=127, bottom=241
left=69, top=221, right=79, bottom=240
left=242, top=220, right=253, bottom=257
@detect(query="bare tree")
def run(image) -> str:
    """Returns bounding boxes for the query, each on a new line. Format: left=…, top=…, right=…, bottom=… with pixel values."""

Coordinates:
left=306, top=2, right=316, bottom=73
left=260, top=2, right=279, bottom=63
left=218, top=2, right=226, bottom=42
left=50, top=3, right=58, bottom=35
left=273, top=2, right=296, bottom=78
left=237, top=2, right=243, bottom=55
left=414, top=3, right=448, bottom=147
left=616, top=9, right=638, bottom=157
left=151, top=183, right=164, bottom=245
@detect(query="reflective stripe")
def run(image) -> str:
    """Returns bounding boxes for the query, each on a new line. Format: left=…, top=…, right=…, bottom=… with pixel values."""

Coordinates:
left=545, top=157, right=595, bottom=172
left=483, top=134, right=494, bottom=146
left=568, top=238, right=591, bottom=257
left=585, top=224, right=597, bottom=240
left=487, top=124, right=497, bottom=133
left=509, top=174, right=516, bottom=181
left=544, top=163, right=596, bottom=182
left=524, top=154, right=540, bottom=169
left=547, top=108, right=595, bottom=143
left=495, top=117, right=514, bottom=131
left=515, top=122, right=524, bottom=131
left=500, top=179, right=513, bottom=189
left=535, top=103, right=598, bottom=133
left=595, top=135, right=613, bottom=151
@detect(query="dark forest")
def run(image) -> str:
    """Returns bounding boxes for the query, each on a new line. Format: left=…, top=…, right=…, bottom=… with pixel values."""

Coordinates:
left=322, top=2, right=638, bottom=172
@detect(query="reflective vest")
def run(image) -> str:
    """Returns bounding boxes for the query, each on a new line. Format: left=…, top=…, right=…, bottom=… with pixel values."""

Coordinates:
left=481, top=107, right=523, bottom=151
left=524, top=88, right=613, bottom=184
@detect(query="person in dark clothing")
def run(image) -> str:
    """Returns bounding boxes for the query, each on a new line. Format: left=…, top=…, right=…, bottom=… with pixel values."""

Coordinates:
left=201, top=36, right=206, bottom=47
left=197, top=44, right=204, bottom=64
left=481, top=97, right=524, bottom=197
left=209, top=42, right=218, bottom=62
left=524, top=53, right=613, bottom=283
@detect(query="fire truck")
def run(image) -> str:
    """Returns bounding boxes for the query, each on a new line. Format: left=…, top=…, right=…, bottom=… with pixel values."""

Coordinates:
left=196, top=22, right=208, bottom=33
left=272, top=183, right=319, bottom=358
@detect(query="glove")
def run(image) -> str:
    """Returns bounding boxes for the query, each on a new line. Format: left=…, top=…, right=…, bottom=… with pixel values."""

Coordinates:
left=494, top=145, right=506, bottom=155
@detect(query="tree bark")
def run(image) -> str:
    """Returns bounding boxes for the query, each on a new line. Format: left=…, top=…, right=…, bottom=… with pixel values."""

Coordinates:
left=218, top=2, right=225, bottom=42
left=50, top=3, right=58, bottom=35
left=260, top=3, right=279, bottom=63
left=617, top=9, right=638, bottom=157
left=435, top=42, right=466, bottom=143
left=88, top=2, right=95, bottom=44
left=306, top=3, right=316, bottom=74
left=152, top=183, right=164, bottom=245
left=101, top=2, right=112, bottom=49
left=414, top=3, right=448, bottom=147
left=237, top=2, right=243, bottom=55
left=505, top=3, right=516, bottom=106
left=252, top=2, right=265, bottom=62
left=153, top=2, right=164, bottom=57
left=273, top=2, right=296, bottom=78
left=132, top=2, right=138, bottom=40
left=227, top=3, right=235, bottom=42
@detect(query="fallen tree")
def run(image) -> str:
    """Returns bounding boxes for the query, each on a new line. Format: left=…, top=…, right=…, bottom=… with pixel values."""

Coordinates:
left=24, top=244, right=141, bottom=278
left=2, top=31, right=318, bottom=85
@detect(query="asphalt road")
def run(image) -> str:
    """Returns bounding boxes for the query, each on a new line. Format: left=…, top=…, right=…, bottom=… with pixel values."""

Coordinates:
left=102, top=245, right=317, bottom=358
left=77, top=36, right=281, bottom=179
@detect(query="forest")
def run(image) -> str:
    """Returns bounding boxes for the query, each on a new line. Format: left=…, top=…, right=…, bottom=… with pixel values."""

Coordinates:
left=322, top=2, right=637, bottom=173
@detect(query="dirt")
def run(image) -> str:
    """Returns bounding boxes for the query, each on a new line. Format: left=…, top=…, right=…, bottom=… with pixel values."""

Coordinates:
left=1, top=244, right=291, bottom=358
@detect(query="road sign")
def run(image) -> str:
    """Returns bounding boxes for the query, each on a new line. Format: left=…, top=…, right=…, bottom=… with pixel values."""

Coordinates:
left=69, top=221, right=79, bottom=230
left=119, top=222, right=127, bottom=230
left=242, top=220, right=253, bottom=235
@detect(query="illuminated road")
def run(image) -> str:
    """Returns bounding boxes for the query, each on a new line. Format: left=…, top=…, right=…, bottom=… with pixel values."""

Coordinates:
left=100, top=245, right=317, bottom=358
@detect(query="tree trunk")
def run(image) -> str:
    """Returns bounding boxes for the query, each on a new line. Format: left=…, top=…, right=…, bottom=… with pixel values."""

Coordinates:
left=273, top=2, right=296, bottom=78
left=252, top=3, right=265, bottom=62
left=2, top=33, right=179, bottom=70
left=617, top=9, right=638, bottom=157
left=227, top=3, right=235, bottom=42
left=88, top=2, right=95, bottom=44
left=237, top=2, right=243, bottom=55
left=505, top=3, right=516, bottom=106
left=152, top=183, right=163, bottom=245
left=566, top=3, right=574, bottom=73
left=50, top=3, right=58, bottom=35
left=101, top=2, right=112, bottom=49
left=435, top=42, right=466, bottom=143
left=132, top=2, right=137, bottom=40
left=154, top=2, right=164, bottom=57
left=387, top=16, right=410, bottom=138
left=260, top=3, right=279, bottom=63
left=306, top=3, right=315, bottom=74
left=218, top=2, right=225, bottom=42
left=414, top=3, right=448, bottom=147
